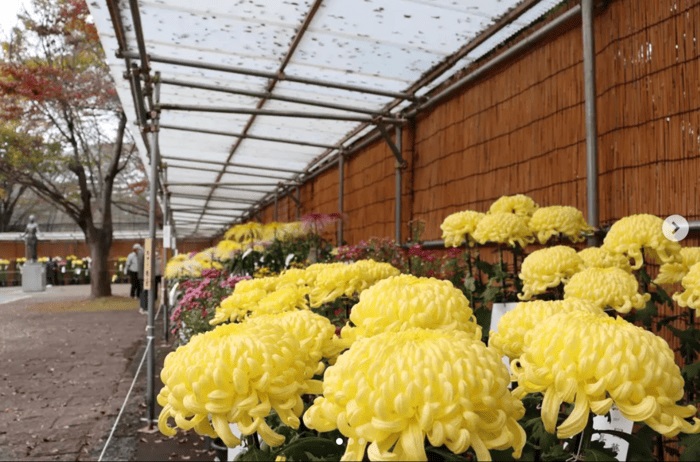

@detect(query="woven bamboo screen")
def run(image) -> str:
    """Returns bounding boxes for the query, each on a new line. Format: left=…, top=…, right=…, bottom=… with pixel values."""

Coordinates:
left=259, top=0, right=699, bottom=244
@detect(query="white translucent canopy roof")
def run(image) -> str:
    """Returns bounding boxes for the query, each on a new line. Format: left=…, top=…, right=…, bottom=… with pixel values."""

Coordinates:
left=88, top=0, right=563, bottom=238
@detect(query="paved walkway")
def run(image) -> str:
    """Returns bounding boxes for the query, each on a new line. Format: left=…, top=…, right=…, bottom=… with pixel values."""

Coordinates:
left=0, top=284, right=146, bottom=461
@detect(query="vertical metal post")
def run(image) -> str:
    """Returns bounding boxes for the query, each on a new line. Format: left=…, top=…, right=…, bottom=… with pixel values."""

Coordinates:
left=295, top=187, right=301, bottom=220
left=337, top=155, right=344, bottom=245
left=395, top=126, right=403, bottom=243
left=582, top=0, right=599, bottom=236
left=162, top=164, right=169, bottom=343
left=146, top=103, right=160, bottom=428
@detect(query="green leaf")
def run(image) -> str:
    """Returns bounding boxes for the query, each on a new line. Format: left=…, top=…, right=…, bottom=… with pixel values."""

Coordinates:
left=683, top=360, right=700, bottom=381
left=424, top=445, right=470, bottom=461
left=463, top=276, right=476, bottom=293
left=275, top=436, right=345, bottom=462
left=583, top=448, right=619, bottom=461
left=680, top=433, right=700, bottom=461
left=233, top=447, right=273, bottom=461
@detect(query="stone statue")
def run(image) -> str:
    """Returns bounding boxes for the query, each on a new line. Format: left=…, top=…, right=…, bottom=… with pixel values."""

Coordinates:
left=21, top=215, right=40, bottom=262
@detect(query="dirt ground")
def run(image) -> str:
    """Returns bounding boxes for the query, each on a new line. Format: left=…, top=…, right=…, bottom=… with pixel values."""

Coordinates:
left=0, top=283, right=219, bottom=462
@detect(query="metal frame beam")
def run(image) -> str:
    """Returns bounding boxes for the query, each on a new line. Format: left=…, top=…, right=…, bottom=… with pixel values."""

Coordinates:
left=158, top=104, right=405, bottom=124
left=337, top=155, right=344, bottom=245
left=169, top=192, right=260, bottom=204
left=582, top=0, right=599, bottom=236
left=164, top=161, right=293, bottom=182
left=167, top=181, right=292, bottom=188
left=160, top=123, right=337, bottom=150
left=160, top=78, right=382, bottom=116
left=120, top=51, right=414, bottom=101
left=161, top=155, right=304, bottom=175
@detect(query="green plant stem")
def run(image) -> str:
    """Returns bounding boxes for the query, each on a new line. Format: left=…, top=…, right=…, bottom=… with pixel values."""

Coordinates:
left=574, top=413, right=595, bottom=460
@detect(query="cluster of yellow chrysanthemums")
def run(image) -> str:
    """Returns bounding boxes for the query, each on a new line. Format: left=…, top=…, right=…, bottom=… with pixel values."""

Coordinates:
left=164, top=221, right=310, bottom=279
left=157, top=197, right=700, bottom=461
left=442, top=197, right=700, bottom=442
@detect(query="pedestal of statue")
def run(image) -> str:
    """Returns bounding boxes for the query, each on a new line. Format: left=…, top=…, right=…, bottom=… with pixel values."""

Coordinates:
left=21, top=262, right=46, bottom=292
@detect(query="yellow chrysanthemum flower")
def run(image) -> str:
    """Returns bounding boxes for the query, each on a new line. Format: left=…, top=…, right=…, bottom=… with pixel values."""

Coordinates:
left=276, top=268, right=316, bottom=288
left=211, top=277, right=279, bottom=324
left=224, top=222, right=264, bottom=244
left=655, top=247, right=700, bottom=285
left=488, top=194, right=538, bottom=217
left=518, top=246, right=584, bottom=300
left=246, top=310, right=344, bottom=373
left=528, top=206, right=594, bottom=244
left=214, top=240, right=243, bottom=261
left=578, top=247, right=632, bottom=273
left=165, top=254, right=188, bottom=279
left=512, top=311, right=700, bottom=439
left=340, top=274, right=481, bottom=344
left=472, top=212, right=534, bottom=247
left=251, top=285, right=310, bottom=318
left=305, top=329, right=526, bottom=461
left=602, top=214, right=681, bottom=270
left=564, top=267, right=649, bottom=313
left=308, top=260, right=400, bottom=308
left=672, top=262, right=700, bottom=311
left=440, top=210, right=485, bottom=247
left=489, top=299, right=603, bottom=359
left=262, top=221, right=308, bottom=242
left=158, top=322, right=322, bottom=448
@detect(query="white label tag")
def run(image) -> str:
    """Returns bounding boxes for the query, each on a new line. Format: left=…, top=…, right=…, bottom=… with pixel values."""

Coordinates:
left=592, top=405, right=634, bottom=461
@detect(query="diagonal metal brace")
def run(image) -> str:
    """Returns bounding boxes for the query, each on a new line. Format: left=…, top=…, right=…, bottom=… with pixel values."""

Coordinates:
left=377, top=123, right=407, bottom=168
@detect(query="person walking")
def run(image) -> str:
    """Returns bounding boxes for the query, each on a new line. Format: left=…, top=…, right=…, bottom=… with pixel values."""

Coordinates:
left=124, top=244, right=142, bottom=299
left=136, top=245, right=146, bottom=314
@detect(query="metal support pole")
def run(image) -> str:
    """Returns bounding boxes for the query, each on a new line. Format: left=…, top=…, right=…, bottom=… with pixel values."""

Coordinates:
left=582, top=0, right=599, bottom=239
left=162, top=163, right=169, bottom=343
left=145, top=118, right=159, bottom=428
left=337, top=155, right=344, bottom=245
left=395, top=126, right=403, bottom=243
left=274, top=191, right=279, bottom=221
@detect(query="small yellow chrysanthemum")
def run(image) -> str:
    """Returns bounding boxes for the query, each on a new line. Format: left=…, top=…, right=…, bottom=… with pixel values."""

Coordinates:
left=224, top=222, right=264, bottom=244
left=564, top=267, right=650, bottom=313
left=488, top=194, right=539, bottom=217
left=489, top=299, right=603, bottom=359
left=528, top=206, right=594, bottom=244
left=578, top=247, right=632, bottom=272
left=308, top=260, right=400, bottom=308
left=251, top=285, right=310, bottom=318
left=602, top=214, right=681, bottom=270
left=275, top=268, right=316, bottom=288
left=472, top=212, right=535, bottom=247
left=211, top=277, right=279, bottom=324
left=440, top=210, right=485, bottom=247
left=518, top=246, right=584, bottom=300
left=214, top=240, right=243, bottom=261
left=305, top=329, right=526, bottom=461
left=165, top=254, right=189, bottom=279
left=512, top=311, right=700, bottom=439
left=269, top=221, right=309, bottom=241
left=672, top=262, right=700, bottom=311
left=655, top=247, right=700, bottom=285
left=340, top=274, right=481, bottom=344
left=158, top=322, right=322, bottom=448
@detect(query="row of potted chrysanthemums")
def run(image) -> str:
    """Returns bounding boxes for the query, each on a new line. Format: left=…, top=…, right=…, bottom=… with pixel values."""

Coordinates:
left=159, top=199, right=700, bottom=461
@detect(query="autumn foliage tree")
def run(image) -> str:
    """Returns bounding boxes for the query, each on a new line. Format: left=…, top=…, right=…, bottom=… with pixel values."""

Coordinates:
left=0, top=0, right=144, bottom=297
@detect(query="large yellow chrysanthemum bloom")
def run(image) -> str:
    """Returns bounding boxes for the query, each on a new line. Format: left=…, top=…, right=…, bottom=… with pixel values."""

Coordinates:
left=440, top=210, right=485, bottom=247
left=489, top=299, right=603, bottom=359
left=578, top=247, right=632, bottom=273
left=273, top=221, right=309, bottom=241
left=305, top=329, right=526, bottom=461
left=564, top=267, right=649, bottom=313
left=340, top=274, right=481, bottom=344
left=211, top=277, right=279, bottom=324
left=246, top=310, right=344, bottom=373
left=672, top=262, right=700, bottom=311
left=488, top=194, right=539, bottom=217
left=158, top=322, right=323, bottom=448
left=275, top=267, right=315, bottom=288
left=518, top=246, right=583, bottom=300
left=214, top=240, right=243, bottom=261
left=250, top=285, right=310, bottom=318
left=528, top=206, right=594, bottom=244
left=472, top=212, right=535, bottom=247
left=308, top=260, right=400, bottom=308
left=165, top=254, right=189, bottom=279
left=655, top=247, right=700, bottom=285
left=512, top=311, right=700, bottom=439
left=223, top=222, right=264, bottom=244
left=602, top=214, right=681, bottom=270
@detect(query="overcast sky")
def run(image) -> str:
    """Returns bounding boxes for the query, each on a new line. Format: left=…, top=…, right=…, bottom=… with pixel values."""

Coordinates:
left=0, top=0, right=27, bottom=40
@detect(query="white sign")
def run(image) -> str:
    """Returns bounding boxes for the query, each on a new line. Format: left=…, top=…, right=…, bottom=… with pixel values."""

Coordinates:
left=592, top=405, right=634, bottom=461
left=163, top=225, right=172, bottom=248
left=490, top=302, right=518, bottom=372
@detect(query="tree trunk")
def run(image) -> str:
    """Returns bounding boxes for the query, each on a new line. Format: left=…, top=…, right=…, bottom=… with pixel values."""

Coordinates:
left=89, top=230, right=112, bottom=298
